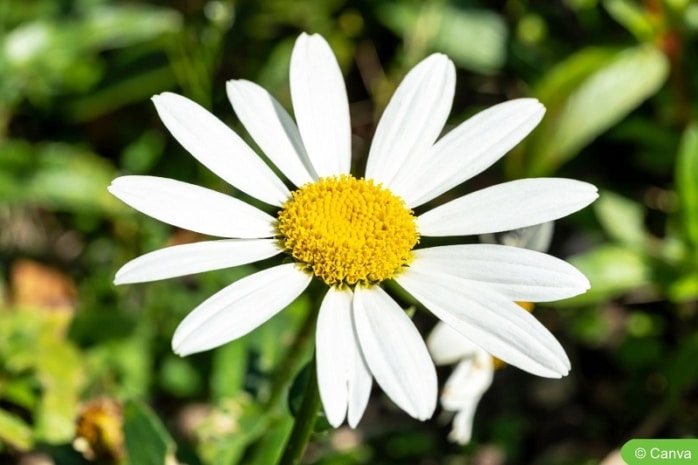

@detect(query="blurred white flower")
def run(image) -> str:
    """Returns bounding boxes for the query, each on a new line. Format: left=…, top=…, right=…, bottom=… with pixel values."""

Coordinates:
left=428, top=322, right=493, bottom=444
left=110, top=32, right=596, bottom=427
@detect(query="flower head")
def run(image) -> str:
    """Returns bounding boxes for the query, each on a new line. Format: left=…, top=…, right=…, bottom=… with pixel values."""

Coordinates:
left=109, top=33, right=597, bottom=427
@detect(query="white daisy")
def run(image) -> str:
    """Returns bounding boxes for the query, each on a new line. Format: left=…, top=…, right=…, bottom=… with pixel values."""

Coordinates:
left=109, top=33, right=597, bottom=428
left=428, top=222, right=555, bottom=444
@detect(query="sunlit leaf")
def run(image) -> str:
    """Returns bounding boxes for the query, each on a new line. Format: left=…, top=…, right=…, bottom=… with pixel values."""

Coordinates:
left=0, top=308, right=85, bottom=444
left=1, top=20, right=103, bottom=100
left=34, top=331, right=85, bottom=444
left=376, top=3, right=507, bottom=73
left=81, top=4, right=182, bottom=50
left=668, top=272, right=698, bottom=302
left=603, top=0, right=659, bottom=41
left=517, top=45, right=669, bottom=176
left=0, top=142, right=124, bottom=213
left=559, top=244, right=651, bottom=305
left=675, top=122, right=698, bottom=248
left=594, top=190, right=646, bottom=246
left=0, top=409, right=33, bottom=451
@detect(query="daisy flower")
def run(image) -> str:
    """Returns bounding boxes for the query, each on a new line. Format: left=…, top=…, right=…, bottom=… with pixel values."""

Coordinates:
left=428, top=222, right=555, bottom=444
left=109, top=33, right=597, bottom=428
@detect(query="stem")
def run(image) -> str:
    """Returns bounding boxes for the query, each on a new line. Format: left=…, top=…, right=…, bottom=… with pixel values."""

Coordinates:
left=277, top=356, right=321, bottom=465
left=244, top=298, right=318, bottom=465
left=265, top=305, right=317, bottom=409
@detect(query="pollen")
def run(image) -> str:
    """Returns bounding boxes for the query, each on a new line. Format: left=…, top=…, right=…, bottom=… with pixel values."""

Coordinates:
left=277, top=175, right=419, bottom=287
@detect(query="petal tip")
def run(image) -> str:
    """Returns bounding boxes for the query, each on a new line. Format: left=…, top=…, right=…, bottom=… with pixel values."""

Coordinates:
left=171, top=338, right=189, bottom=357
left=151, top=92, right=174, bottom=105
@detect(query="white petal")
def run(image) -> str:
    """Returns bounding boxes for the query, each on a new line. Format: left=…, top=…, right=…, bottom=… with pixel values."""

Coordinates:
left=316, top=288, right=372, bottom=428
left=449, top=403, right=479, bottom=445
left=316, top=289, right=350, bottom=426
left=290, top=33, right=351, bottom=177
left=152, top=92, right=289, bottom=206
left=400, top=99, right=545, bottom=207
left=114, top=239, right=283, bottom=285
left=396, top=268, right=571, bottom=378
left=109, top=176, right=276, bottom=238
left=412, top=244, right=590, bottom=302
left=347, top=333, right=373, bottom=429
left=172, top=264, right=311, bottom=355
left=480, top=221, right=555, bottom=253
left=353, top=285, right=437, bottom=420
left=365, top=54, right=455, bottom=190
left=441, top=351, right=493, bottom=445
left=441, top=350, right=494, bottom=408
left=427, top=321, right=481, bottom=365
left=226, top=79, right=317, bottom=187
left=418, top=178, right=598, bottom=237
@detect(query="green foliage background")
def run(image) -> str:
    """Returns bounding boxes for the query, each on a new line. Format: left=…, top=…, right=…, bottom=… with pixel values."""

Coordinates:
left=1, top=0, right=697, bottom=464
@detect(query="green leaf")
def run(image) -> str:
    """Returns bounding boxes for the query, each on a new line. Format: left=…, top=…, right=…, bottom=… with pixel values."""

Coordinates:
left=668, top=271, right=698, bottom=302
left=376, top=3, right=507, bottom=73
left=80, top=4, right=182, bottom=50
left=196, top=398, right=272, bottom=465
left=210, top=339, right=247, bottom=402
left=518, top=45, right=669, bottom=176
left=34, top=340, right=85, bottom=443
left=120, top=131, right=166, bottom=175
left=244, top=415, right=294, bottom=465
left=0, top=309, right=85, bottom=444
left=427, top=5, right=507, bottom=73
left=675, top=122, right=698, bottom=248
left=603, top=0, right=659, bottom=41
left=288, top=362, right=331, bottom=433
left=594, top=190, right=646, bottom=246
left=84, top=337, right=153, bottom=399
left=560, top=244, right=651, bottom=305
left=123, top=400, right=178, bottom=465
left=0, top=409, right=33, bottom=451
left=159, top=355, right=203, bottom=398
left=66, top=66, right=178, bottom=122
left=0, top=141, right=123, bottom=213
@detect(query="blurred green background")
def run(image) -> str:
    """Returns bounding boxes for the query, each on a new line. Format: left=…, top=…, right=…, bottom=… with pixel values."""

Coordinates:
left=1, top=0, right=697, bottom=464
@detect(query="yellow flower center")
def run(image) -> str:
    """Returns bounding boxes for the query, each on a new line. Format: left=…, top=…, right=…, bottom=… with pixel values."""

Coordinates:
left=277, top=175, right=419, bottom=287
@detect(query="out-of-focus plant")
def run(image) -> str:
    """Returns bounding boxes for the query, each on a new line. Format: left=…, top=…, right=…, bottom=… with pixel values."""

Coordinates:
left=0, top=260, right=84, bottom=452
left=0, top=0, right=182, bottom=127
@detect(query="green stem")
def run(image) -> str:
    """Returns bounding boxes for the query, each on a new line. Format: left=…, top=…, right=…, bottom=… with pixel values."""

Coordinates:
left=244, top=300, right=318, bottom=465
left=265, top=304, right=317, bottom=409
left=277, top=356, right=321, bottom=465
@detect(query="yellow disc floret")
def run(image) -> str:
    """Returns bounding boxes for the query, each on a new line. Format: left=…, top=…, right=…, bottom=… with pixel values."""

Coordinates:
left=277, top=175, right=419, bottom=287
